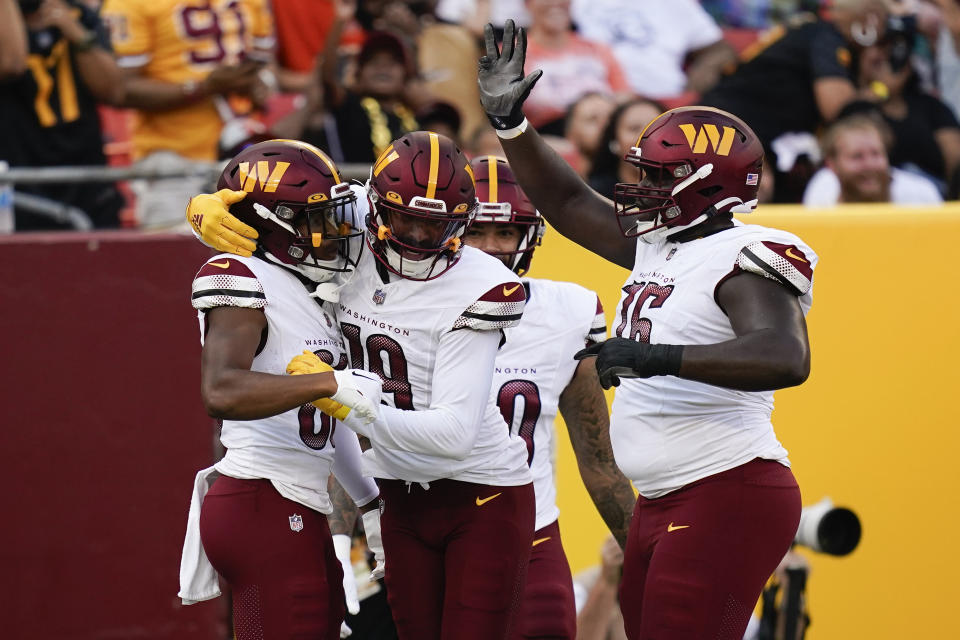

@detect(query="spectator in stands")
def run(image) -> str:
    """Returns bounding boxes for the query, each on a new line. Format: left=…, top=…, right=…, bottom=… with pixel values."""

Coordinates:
left=302, top=0, right=421, bottom=163
left=803, top=112, right=942, bottom=205
left=522, top=0, right=629, bottom=133
left=416, top=100, right=463, bottom=145
left=0, top=0, right=125, bottom=231
left=564, top=91, right=616, bottom=176
left=571, top=0, right=737, bottom=101
left=587, top=97, right=666, bottom=199
left=101, top=0, right=274, bottom=229
left=271, top=0, right=338, bottom=93
left=856, top=39, right=960, bottom=193
left=702, top=0, right=891, bottom=200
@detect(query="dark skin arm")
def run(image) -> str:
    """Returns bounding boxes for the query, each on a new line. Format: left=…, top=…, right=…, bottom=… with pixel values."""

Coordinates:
left=497, top=125, right=636, bottom=269
left=679, top=273, right=810, bottom=390
left=481, top=22, right=635, bottom=269
left=200, top=306, right=338, bottom=419
left=560, top=358, right=635, bottom=549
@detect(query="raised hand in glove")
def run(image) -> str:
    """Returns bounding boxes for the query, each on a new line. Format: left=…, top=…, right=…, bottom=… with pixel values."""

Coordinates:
left=361, top=508, right=386, bottom=582
left=477, top=19, right=543, bottom=132
left=575, top=338, right=684, bottom=390
left=286, top=351, right=383, bottom=424
left=185, top=189, right=258, bottom=256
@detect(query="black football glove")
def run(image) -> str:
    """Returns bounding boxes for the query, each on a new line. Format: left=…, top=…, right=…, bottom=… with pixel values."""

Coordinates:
left=478, top=20, right=543, bottom=131
left=575, top=338, right=685, bottom=390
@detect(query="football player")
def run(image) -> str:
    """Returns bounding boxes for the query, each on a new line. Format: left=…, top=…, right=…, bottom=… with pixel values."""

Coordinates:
left=178, top=139, right=386, bottom=640
left=466, top=155, right=635, bottom=640
left=187, top=131, right=537, bottom=640
left=478, top=21, right=816, bottom=640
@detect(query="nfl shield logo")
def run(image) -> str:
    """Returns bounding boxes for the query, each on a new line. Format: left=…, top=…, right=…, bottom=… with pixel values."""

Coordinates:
left=289, top=514, right=304, bottom=532
left=373, top=288, right=387, bottom=305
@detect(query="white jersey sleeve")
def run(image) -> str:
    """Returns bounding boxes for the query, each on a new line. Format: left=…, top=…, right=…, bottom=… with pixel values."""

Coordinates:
left=362, top=327, right=500, bottom=460
left=192, top=255, right=267, bottom=310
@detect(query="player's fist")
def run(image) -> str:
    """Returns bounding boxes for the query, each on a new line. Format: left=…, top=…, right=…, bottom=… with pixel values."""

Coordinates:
left=186, top=189, right=258, bottom=257
left=286, top=351, right=351, bottom=420
left=331, top=369, right=383, bottom=426
left=575, top=339, right=685, bottom=389
left=477, top=20, right=543, bottom=131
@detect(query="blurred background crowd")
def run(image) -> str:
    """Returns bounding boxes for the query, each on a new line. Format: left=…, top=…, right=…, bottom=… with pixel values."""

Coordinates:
left=2, top=0, right=960, bottom=231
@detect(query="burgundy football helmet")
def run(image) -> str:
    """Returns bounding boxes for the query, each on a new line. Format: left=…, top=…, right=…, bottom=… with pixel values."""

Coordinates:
left=470, top=155, right=545, bottom=275
left=614, top=106, right=764, bottom=243
left=217, top=139, right=363, bottom=282
left=366, top=131, right=477, bottom=280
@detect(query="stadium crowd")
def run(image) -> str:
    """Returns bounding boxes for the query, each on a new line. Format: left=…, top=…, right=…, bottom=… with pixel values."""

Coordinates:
left=3, top=0, right=960, bottom=231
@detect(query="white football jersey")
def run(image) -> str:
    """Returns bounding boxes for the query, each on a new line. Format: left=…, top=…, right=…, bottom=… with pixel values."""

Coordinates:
left=337, top=245, right=533, bottom=485
left=609, top=221, right=817, bottom=498
left=494, top=278, right=606, bottom=531
left=191, top=254, right=377, bottom=513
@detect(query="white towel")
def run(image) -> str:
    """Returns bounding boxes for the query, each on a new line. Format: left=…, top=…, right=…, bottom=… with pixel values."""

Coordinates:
left=177, top=466, right=221, bottom=605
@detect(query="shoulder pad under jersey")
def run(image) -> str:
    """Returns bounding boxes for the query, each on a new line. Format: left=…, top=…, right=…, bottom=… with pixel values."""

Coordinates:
left=192, top=258, right=266, bottom=310
left=452, top=281, right=526, bottom=331
left=736, top=241, right=813, bottom=296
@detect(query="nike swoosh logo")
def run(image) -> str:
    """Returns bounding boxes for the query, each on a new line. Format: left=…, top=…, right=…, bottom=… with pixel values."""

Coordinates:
left=532, top=537, right=551, bottom=547
left=667, top=522, right=690, bottom=532
left=209, top=260, right=231, bottom=269
left=502, top=284, right=521, bottom=296
left=784, top=248, right=807, bottom=263
left=475, top=493, right=502, bottom=506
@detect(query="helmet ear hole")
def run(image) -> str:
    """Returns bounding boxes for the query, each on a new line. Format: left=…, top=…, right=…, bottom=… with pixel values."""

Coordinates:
left=699, top=185, right=723, bottom=198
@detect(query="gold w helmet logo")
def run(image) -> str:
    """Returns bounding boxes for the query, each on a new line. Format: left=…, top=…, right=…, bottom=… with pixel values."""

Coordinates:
left=678, top=124, right=736, bottom=156
left=237, top=161, right=291, bottom=193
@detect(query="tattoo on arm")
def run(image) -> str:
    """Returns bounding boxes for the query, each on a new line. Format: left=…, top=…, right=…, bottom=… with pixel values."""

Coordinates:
left=327, top=475, right=360, bottom=536
left=559, top=359, right=636, bottom=549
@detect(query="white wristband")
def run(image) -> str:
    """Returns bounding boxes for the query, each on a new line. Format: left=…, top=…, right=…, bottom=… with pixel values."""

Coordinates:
left=495, top=118, right=529, bottom=140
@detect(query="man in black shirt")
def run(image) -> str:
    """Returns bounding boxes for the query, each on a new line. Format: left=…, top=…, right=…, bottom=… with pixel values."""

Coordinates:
left=0, top=0, right=124, bottom=230
left=701, top=0, right=890, bottom=200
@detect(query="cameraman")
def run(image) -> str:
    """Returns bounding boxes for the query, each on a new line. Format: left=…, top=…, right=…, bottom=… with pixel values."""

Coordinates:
left=0, top=0, right=124, bottom=230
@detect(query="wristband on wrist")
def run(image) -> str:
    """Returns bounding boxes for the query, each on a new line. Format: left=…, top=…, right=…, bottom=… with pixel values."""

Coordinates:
left=495, top=117, right=529, bottom=140
left=637, top=343, right=685, bottom=377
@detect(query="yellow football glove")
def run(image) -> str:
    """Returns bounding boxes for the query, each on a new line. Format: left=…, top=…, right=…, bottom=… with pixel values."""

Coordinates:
left=286, top=350, right=351, bottom=420
left=186, top=189, right=259, bottom=257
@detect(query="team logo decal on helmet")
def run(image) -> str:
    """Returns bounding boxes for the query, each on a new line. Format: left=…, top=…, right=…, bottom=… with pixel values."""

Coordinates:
left=613, top=106, right=764, bottom=244
left=217, top=139, right=363, bottom=283
left=366, top=131, right=477, bottom=280
left=470, top=155, right=545, bottom=276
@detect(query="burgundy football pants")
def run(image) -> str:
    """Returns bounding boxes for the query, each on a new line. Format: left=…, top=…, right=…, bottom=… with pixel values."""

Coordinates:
left=619, top=458, right=801, bottom=640
left=377, top=479, right=536, bottom=640
left=199, top=476, right=345, bottom=640
left=513, top=519, right=576, bottom=640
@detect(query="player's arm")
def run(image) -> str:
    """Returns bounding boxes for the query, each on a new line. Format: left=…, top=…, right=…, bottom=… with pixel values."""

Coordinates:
left=559, top=358, right=634, bottom=549
left=579, top=242, right=813, bottom=391
left=0, top=0, right=29, bottom=78
left=200, top=306, right=339, bottom=419
left=478, top=20, right=635, bottom=269
left=346, top=327, right=502, bottom=460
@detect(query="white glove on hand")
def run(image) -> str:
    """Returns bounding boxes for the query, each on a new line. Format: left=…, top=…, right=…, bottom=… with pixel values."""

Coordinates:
left=332, top=369, right=383, bottom=425
left=361, top=508, right=386, bottom=582
left=332, top=534, right=360, bottom=615
left=340, top=621, right=353, bottom=638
